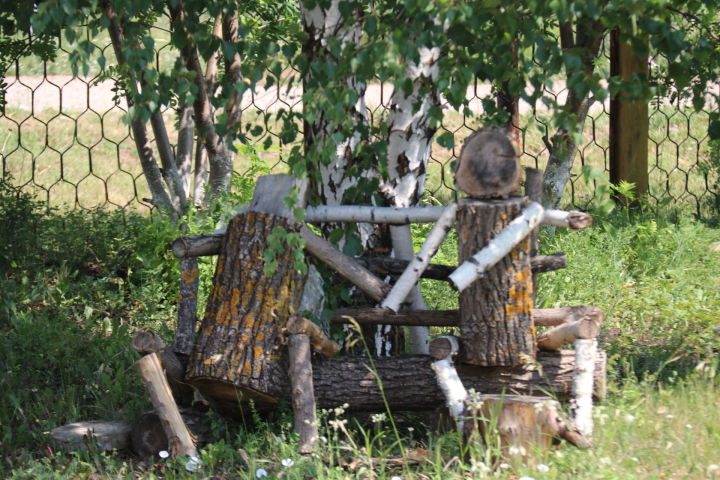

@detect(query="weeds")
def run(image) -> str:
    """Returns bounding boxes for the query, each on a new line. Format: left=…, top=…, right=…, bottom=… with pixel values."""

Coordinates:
left=1, top=179, right=720, bottom=478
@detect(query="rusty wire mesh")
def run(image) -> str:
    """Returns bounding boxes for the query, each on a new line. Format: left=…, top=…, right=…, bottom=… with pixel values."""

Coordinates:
left=1, top=28, right=718, bottom=216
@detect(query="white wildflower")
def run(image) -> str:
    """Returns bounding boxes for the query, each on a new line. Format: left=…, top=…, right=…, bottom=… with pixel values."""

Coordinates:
left=707, top=464, right=719, bottom=473
left=391, top=476, right=403, bottom=480
left=256, top=467, right=268, bottom=478
left=499, top=462, right=510, bottom=469
left=685, top=424, right=693, bottom=429
left=630, top=457, right=639, bottom=462
left=537, top=463, right=550, bottom=472
left=666, top=414, right=674, bottom=419
left=158, top=450, right=169, bottom=459
left=624, top=414, right=635, bottom=423
left=518, top=476, right=535, bottom=480
left=371, top=413, right=387, bottom=424
left=281, top=458, right=294, bottom=467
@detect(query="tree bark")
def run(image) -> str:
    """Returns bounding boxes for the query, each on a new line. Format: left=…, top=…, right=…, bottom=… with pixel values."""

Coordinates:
left=186, top=212, right=307, bottom=405
left=455, top=198, right=536, bottom=366
left=542, top=19, right=605, bottom=208
left=311, top=350, right=607, bottom=410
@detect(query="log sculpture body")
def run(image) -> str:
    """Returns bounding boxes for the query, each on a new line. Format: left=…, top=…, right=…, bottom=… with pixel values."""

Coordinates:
left=186, top=211, right=306, bottom=407
left=456, top=197, right=535, bottom=366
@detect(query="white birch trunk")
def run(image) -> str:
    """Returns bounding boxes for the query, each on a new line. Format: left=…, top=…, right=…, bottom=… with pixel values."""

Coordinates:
left=382, top=204, right=457, bottom=313
left=390, top=225, right=429, bottom=354
left=572, top=338, right=597, bottom=436
left=449, top=202, right=545, bottom=292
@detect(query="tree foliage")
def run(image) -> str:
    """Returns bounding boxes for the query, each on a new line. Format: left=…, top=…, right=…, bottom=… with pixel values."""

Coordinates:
left=19, top=0, right=720, bottom=215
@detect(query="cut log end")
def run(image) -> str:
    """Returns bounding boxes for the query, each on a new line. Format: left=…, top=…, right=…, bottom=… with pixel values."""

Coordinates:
left=454, top=127, right=521, bottom=199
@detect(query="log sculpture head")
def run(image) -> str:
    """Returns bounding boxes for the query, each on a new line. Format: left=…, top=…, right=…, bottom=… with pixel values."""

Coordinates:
left=454, top=126, right=520, bottom=199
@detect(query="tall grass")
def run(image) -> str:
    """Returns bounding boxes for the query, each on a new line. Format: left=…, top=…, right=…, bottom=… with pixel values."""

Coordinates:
left=1, top=178, right=719, bottom=478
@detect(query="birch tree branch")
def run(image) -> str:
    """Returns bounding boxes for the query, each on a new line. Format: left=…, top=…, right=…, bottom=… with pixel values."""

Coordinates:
left=382, top=204, right=457, bottom=312
left=449, top=202, right=545, bottom=292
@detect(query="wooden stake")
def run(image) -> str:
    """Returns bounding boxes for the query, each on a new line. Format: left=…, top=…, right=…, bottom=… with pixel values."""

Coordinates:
left=382, top=204, right=457, bottom=312
left=136, top=353, right=198, bottom=459
left=288, top=333, right=318, bottom=454
left=537, top=318, right=600, bottom=351
left=174, top=257, right=199, bottom=356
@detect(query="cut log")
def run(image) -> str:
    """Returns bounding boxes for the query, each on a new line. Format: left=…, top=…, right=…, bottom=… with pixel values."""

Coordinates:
left=537, top=318, right=600, bottom=351
left=543, top=209, right=593, bottom=230
left=381, top=204, right=457, bottom=312
left=288, top=333, right=318, bottom=454
left=463, top=395, right=590, bottom=454
left=186, top=211, right=307, bottom=405
left=50, top=420, right=132, bottom=452
left=174, top=257, right=199, bottom=356
left=331, top=307, right=598, bottom=328
left=454, top=198, right=538, bottom=366
left=286, top=317, right=340, bottom=357
left=356, top=253, right=567, bottom=279
left=312, top=350, right=607, bottom=410
left=136, top=353, right=198, bottom=458
left=301, top=226, right=390, bottom=302
left=454, top=126, right=521, bottom=199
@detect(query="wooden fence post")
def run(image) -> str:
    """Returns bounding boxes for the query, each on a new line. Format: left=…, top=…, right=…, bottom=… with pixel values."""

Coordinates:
left=610, top=30, right=649, bottom=202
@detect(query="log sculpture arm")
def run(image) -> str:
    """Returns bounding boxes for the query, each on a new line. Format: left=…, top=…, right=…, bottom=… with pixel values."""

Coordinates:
left=429, top=336, right=468, bottom=432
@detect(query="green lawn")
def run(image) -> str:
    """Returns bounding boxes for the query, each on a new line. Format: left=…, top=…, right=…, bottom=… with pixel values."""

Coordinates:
left=1, top=174, right=719, bottom=478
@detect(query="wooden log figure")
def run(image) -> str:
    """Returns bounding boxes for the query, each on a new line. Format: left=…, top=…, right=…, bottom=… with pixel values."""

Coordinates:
left=456, top=197, right=536, bottom=366
left=186, top=210, right=307, bottom=407
left=454, top=126, right=520, bottom=199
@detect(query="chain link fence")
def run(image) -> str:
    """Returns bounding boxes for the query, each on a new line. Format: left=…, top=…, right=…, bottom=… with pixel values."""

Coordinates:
left=1, top=29, right=718, bottom=216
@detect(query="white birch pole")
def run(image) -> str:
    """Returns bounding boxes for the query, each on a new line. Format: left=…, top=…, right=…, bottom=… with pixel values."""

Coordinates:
left=572, top=338, right=597, bottom=436
left=430, top=335, right=468, bottom=432
left=304, top=205, right=444, bottom=224
left=449, top=202, right=545, bottom=292
left=382, top=204, right=457, bottom=313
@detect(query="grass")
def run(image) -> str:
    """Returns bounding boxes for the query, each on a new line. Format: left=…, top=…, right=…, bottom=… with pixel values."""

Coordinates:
left=1, top=173, right=720, bottom=478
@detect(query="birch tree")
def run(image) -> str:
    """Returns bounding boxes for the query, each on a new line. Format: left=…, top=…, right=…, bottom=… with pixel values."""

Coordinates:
left=32, top=0, right=297, bottom=219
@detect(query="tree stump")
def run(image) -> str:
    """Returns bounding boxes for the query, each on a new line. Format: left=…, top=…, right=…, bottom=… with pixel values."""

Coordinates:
left=457, top=197, right=535, bottom=366
left=186, top=211, right=307, bottom=407
left=464, top=394, right=590, bottom=458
